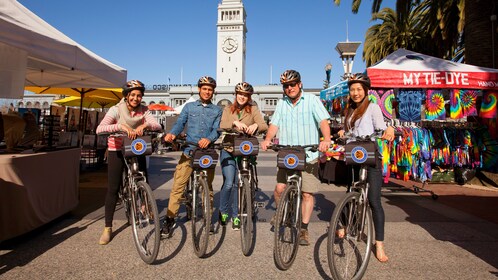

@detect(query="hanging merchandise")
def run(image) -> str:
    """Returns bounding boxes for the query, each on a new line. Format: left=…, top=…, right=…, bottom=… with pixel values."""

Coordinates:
left=380, top=89, right=395, bottom=119
left=425, top=90, right=446, bottom=120
left=397, top=89, right=423, bottom=122
left=460, top=90, right=478, bottom=117
left=451, top=89, right=479, bottom=119
left=479, top=91, right=498, bottom=119
left=368, top=89, right=380, bottom=104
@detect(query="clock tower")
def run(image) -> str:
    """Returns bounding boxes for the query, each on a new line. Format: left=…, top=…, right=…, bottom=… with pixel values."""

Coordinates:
left=216, top=0, right=246, bottom=87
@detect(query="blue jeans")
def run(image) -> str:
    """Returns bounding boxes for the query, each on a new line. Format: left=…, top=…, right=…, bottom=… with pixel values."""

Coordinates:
left=219, top=150, right=238, bottom=218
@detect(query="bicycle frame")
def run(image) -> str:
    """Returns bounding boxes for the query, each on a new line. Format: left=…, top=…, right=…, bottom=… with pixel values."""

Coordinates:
left=235, top=156, right=257, bottom=213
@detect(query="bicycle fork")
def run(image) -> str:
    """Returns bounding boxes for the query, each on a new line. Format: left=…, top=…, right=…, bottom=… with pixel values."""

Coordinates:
left=351, top=166, right=369, bottom=242
left=282, top=174, right=302, bottom=227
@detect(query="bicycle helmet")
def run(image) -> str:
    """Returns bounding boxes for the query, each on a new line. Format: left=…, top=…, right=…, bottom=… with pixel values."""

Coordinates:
left=197, top=76, right=217, bottom=88
left=122, top=80, right=145, bottom=98
left=235, top=82, right=254, bottom=95
left=347, top=73, right=371, bottom=89
left=280, top=70, right=301, bottom=84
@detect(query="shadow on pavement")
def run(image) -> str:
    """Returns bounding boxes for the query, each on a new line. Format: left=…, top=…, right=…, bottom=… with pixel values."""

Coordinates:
left=384, top=182, right=498, bottom=270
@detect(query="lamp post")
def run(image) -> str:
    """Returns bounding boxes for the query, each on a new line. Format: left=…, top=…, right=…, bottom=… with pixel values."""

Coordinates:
left=335, top=41, right=361, bottom=80
left=324, top=63, right=332, bottom=89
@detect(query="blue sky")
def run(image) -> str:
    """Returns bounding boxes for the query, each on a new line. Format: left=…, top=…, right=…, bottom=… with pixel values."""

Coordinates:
left=18, top=0, right=396, bottom=89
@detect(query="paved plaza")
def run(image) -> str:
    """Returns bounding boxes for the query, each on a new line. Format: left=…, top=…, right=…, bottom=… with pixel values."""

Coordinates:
left=1, top=151, right=498, bottom=279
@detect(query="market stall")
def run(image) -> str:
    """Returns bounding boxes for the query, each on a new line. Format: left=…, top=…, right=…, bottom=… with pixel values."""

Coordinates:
left=320, top=49, right=498, bottom=185
left=0, top=0, right=126, bottom=241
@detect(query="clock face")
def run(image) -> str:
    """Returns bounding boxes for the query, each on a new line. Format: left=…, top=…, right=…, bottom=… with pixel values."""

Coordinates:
left=222, top=37, right=238, bottom=53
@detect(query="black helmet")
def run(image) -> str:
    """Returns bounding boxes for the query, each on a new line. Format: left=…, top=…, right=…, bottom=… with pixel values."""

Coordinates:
left=347, top=73, right=371, bottom=89
left=122, top=80, right=145, bottom=98
left=197, top=76, right=217, bottom=88
left=235, top=82, right=254, bottom=95
left=280, top=70, right=301, bottom=84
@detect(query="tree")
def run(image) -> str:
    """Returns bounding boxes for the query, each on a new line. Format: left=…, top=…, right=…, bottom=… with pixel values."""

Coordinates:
left=334, top=0, right=498, bottom=68
left=363, top=4, right=430, bottom=66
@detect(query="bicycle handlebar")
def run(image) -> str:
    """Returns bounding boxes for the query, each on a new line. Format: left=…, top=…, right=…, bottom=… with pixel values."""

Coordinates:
left=269, top=144, right=319, bottom=153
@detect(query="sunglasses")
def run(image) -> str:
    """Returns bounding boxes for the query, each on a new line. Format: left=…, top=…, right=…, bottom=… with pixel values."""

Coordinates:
left=283, top=82, right=299, bottom=89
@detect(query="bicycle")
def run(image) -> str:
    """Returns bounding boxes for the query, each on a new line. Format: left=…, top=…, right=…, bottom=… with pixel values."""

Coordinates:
left=327, top=131, right=387, bottom=280
left=218, top=128, right=261, bottom=256
left=172, top=139, right=221, bottom=258
left=101, top=132, right=161, bottom=264
left=270, top=143, right=319, bottom=270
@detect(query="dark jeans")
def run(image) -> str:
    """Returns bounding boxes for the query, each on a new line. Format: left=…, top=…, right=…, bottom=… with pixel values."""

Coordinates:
left=105, top=151, right=147, bottom=227
left=349, top=165, right=385, bottom=241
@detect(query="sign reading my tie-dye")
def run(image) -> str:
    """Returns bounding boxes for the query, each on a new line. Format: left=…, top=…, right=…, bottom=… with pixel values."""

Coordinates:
left=479, top=91, right=498, bottom=119
left=397, top=89, right=423, bottom=122
left=450, top=89, right=479, bottom=119
left=425, top=89, right=446, bottom=120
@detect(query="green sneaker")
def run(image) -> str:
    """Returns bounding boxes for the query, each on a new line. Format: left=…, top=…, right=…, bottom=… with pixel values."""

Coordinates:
left=219, top=211, right=229, bottom=226
left=232, top=217, right=240, bottom=231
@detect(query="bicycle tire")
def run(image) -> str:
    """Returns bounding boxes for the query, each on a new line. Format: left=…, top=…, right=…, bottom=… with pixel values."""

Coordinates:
left=273, top=182, right=301, bottom=270
left=240, top=177, right=254, bottom=256
left=327, top=191, right=373, bottom=280
left=191, top=176, right=211, bottom=257
left=130, top=180, right=160, bottom=264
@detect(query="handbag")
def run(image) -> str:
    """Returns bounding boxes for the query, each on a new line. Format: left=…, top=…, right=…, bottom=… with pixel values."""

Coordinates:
left=122, top=136, right=153, bottom=157
left=192, top=148, right=219, bottom=169
left=231, top=135, right=259, bottom=156
left=277, top=147, right=306, bottom=171
left=344, top=140, right=378, bottom=166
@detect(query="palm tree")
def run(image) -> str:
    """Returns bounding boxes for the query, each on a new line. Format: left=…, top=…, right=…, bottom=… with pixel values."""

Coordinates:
left=363, top=4, right=431, bottom=66
left=334, top=0, right=498, bottom=68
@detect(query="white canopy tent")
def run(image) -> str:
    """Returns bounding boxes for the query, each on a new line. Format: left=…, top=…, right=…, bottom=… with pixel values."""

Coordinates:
left=0, top=0, right=127, bottom=98
left=367, top=49, right=498, bottom=90
left=174, top=96, right=197, bottom=114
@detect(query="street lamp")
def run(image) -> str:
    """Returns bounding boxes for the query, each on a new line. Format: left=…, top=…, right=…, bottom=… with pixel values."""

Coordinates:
left=335, top=41, right=361, bottom=80
left=324, top=63, right=332, bottom=89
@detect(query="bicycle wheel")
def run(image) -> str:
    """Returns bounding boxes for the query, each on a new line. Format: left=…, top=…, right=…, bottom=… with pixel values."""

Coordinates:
left=274, top=182, right=301, bottom=270
left=240, top=177, right=254, bottom=256
left=327, top=191, right=373, bottom=280
left=191, top=176, right=211, bottom=257
left=130, top=180, right=160, bottom=264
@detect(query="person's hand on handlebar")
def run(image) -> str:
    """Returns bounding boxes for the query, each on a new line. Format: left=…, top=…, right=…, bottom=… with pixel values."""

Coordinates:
left=198, top=138, right=211, bottom=149
left=337, top=129, right=345, bottom=138
left=245, top=123, right=258, bottom=136
left=120, top=123, right=137, bottom=139
left=232, top=120, right=248, bottom=132
left=164, top=133, right=176, bottom=143
left=381, top=126, right=395, bottom=142
left=260, top=139, right=272, bottom=151
left=134, top=123, right=148, bottom=137
left=319, top=139, right=331, bottom=153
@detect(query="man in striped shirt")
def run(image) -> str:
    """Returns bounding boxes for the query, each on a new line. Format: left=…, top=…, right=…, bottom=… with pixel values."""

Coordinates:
left=261, top=70, right=331, bottom=246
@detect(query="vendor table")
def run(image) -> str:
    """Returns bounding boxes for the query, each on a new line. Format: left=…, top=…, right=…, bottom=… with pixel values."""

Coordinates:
left=0, top=148, right=80, bottom=242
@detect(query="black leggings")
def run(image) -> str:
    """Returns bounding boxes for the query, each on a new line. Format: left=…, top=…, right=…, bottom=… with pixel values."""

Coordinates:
left=349, top=165, right=385, bottom=241
left=104, top=151, right=147, bottom=227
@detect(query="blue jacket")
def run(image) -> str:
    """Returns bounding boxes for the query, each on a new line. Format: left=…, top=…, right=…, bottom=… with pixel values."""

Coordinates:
left=170, top=100, right=222, bottom=155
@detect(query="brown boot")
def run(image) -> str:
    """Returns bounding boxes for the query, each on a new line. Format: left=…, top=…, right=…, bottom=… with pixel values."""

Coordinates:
left=99, top=227, right=112, bottom=245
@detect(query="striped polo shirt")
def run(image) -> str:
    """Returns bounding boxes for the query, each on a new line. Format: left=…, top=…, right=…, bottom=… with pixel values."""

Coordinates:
left=271, top=92, right=330, bottom=161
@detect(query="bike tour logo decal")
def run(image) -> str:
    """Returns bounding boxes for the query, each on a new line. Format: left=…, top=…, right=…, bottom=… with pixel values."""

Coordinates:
left=131, top=138, right=147, bottom=155
left=283, top=154, right=300, bottom=169
left=199, top=155, right=214, bottom=168
left=239, top=141, right=254, bottom=155
left=350, top=146, right=368, bottom=164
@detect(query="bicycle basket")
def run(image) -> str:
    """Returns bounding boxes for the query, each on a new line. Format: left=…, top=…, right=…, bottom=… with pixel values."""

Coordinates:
left=122, top=136, right=153, bottom=157
left=192, top=148, right=219, bottom=169
left=277, top=147, right=306, bottom=171
left=230, top=135, right=259, bottom=156
left=344, top=140, right=378, bottom=166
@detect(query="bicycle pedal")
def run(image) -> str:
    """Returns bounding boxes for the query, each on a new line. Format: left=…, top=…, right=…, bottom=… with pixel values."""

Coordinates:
left=255, top=202, right=265, bottom=208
